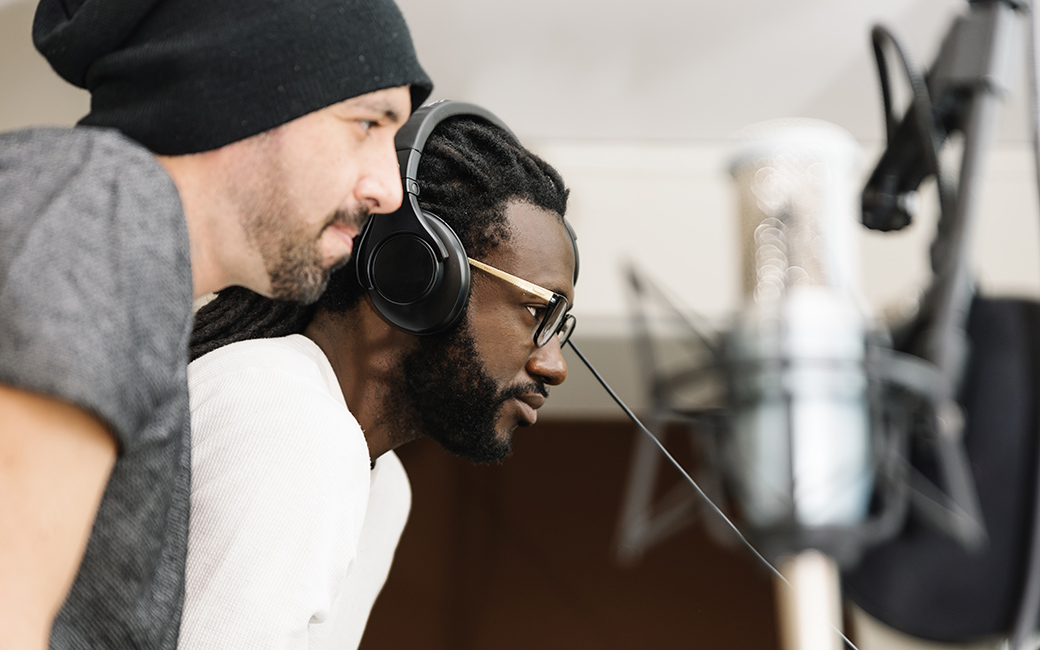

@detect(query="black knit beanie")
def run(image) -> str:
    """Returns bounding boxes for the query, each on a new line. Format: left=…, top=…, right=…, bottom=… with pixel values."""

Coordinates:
left=33, top=0, right=433, bottom=155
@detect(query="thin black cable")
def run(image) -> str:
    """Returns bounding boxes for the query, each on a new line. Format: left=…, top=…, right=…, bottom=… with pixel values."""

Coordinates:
left=870, top=25, right=952, bottom=225
left=565, top=341, right=771, bottom=572
left=565, top=339, right=861, bottom=650
left=871, top=31, right=898, bottom=144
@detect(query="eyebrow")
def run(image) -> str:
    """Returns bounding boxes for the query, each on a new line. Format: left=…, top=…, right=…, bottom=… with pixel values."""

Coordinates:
left=378, top=106, right=404, bottom=125
left=341, top=95, right=406, bottom=126
left=361, top=101, right=404, bottom=125
left=546, top=285, right=572, bottom=302
left=554, top=289, right=574, bottom=304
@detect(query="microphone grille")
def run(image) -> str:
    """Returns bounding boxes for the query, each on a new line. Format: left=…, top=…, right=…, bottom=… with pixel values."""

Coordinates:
left=729, top=119, right=863, bottom=304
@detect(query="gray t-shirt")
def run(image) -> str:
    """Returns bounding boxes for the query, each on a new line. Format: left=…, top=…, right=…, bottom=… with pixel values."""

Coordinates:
left=0, top=127, right=193, bottom=649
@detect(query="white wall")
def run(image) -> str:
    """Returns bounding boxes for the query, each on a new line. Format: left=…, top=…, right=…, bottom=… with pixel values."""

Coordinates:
left=534, top=139, right=1040, bottom=418
left=0, top=1, right=89, bottom=129
left=3, top=0, right=1038, bottom=419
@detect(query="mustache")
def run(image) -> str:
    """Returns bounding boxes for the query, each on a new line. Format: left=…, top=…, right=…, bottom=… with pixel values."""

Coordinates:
left=324, top=205, right=372, bottom=233
left=321, top=206, right=372, bottom=275
left=496, top=380, right=548, bottom=404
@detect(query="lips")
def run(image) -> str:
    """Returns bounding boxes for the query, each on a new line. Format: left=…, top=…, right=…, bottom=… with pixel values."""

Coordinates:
left=322, top=222, right=360, bottom=266
left=513, top=394, right=547, bottom=426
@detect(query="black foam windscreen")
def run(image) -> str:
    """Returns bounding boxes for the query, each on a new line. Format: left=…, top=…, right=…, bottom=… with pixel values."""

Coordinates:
left=843, top=297, right=1040, bottom=641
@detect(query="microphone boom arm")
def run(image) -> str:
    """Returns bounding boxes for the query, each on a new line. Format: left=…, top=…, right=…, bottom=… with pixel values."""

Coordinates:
left=865, top=0, right=1023, bottom=387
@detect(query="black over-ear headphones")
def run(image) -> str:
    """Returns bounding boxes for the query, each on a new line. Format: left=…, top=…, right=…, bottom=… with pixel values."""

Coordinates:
left=354, top=99, right=579, bottom=335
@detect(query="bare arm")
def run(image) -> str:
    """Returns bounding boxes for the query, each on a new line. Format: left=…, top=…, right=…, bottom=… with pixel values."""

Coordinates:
left=0, top=383, right=117, bottom=649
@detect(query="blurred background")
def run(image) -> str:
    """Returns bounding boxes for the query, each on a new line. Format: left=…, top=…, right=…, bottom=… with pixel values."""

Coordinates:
left=4, top=0, right=1038, bottom=647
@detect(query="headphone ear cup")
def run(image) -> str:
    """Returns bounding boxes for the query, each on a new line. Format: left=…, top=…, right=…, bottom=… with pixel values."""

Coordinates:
left=356, top=211, right=471, bottom=335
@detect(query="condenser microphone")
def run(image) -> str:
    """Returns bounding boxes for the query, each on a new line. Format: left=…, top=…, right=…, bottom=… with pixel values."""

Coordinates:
left=724, top=119, right=874, bottom=562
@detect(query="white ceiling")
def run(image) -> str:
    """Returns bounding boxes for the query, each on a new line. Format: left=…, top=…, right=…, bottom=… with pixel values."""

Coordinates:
left=395, top=0, right=1032, bottom=143
left=2, top=0, right=1033, bottom=143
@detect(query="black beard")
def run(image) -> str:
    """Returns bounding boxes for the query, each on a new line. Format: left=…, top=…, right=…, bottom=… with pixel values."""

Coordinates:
left=388, top=317, right=547, bottom=464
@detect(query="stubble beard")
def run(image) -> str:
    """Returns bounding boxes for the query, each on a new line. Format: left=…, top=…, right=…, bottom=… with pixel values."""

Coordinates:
left=234, top=126, right=370, bottom=304
left=245, top=205, right=370, bottom=304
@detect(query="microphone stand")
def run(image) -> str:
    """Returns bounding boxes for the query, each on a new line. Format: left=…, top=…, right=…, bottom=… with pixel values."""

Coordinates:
left=771, top=3, right=1026, bottom=649
left=605, top=6, right=1029, bottom=649
left=862, top=0, right=1024, bottom=556
left=776, top=551, right=845, bottom=650
left=903, top=0, right=1021, bottom=395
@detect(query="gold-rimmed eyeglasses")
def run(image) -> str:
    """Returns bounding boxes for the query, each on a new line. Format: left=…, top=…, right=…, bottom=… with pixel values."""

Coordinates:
left=469, top=258, right=576, bottom=347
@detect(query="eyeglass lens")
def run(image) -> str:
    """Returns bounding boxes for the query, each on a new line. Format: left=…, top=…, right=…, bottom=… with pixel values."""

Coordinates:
left=556, top=314, right=576, bottom=345
left=535, top=297, right=574, bottom=347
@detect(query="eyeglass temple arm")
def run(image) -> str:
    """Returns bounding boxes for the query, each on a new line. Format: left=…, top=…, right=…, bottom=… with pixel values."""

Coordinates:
left=468, top=258, right=556, bottom=303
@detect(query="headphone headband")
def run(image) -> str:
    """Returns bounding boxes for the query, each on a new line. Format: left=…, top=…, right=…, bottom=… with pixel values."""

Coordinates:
left=397, top=101, right=518, bottom=188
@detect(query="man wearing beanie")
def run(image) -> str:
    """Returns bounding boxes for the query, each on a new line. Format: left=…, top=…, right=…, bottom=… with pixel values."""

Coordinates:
left=0, top=1, right=431, bottom=648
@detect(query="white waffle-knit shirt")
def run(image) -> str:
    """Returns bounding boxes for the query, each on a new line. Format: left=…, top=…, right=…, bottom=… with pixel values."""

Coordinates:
left=180, top=335, right=410, bottom=649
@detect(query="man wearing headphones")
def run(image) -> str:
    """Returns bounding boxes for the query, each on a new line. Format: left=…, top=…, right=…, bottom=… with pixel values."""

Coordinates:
left=182, top=103, right=577, bottom=647
left=0, top=1, right=430, bottom=647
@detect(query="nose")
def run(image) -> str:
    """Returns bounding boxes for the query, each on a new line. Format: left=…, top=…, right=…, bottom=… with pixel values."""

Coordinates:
left=527, top=336, right=568, bottom=386
left=355, top=138, right=404, bottom=214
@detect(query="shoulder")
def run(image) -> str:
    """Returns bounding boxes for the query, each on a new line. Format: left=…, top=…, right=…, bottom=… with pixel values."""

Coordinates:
left=189, top=335, right=342, bottom=403
left=0, top=126, right=159, bottom=166
left=188, top=334, right=365, bottom=469
left=0, top=126, right=182, bottom=240
left=182, top=340, right=373, bottom=648
left=0, top=127, right=191, bottom=446
left=0, top=126, right=174, bottom=206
